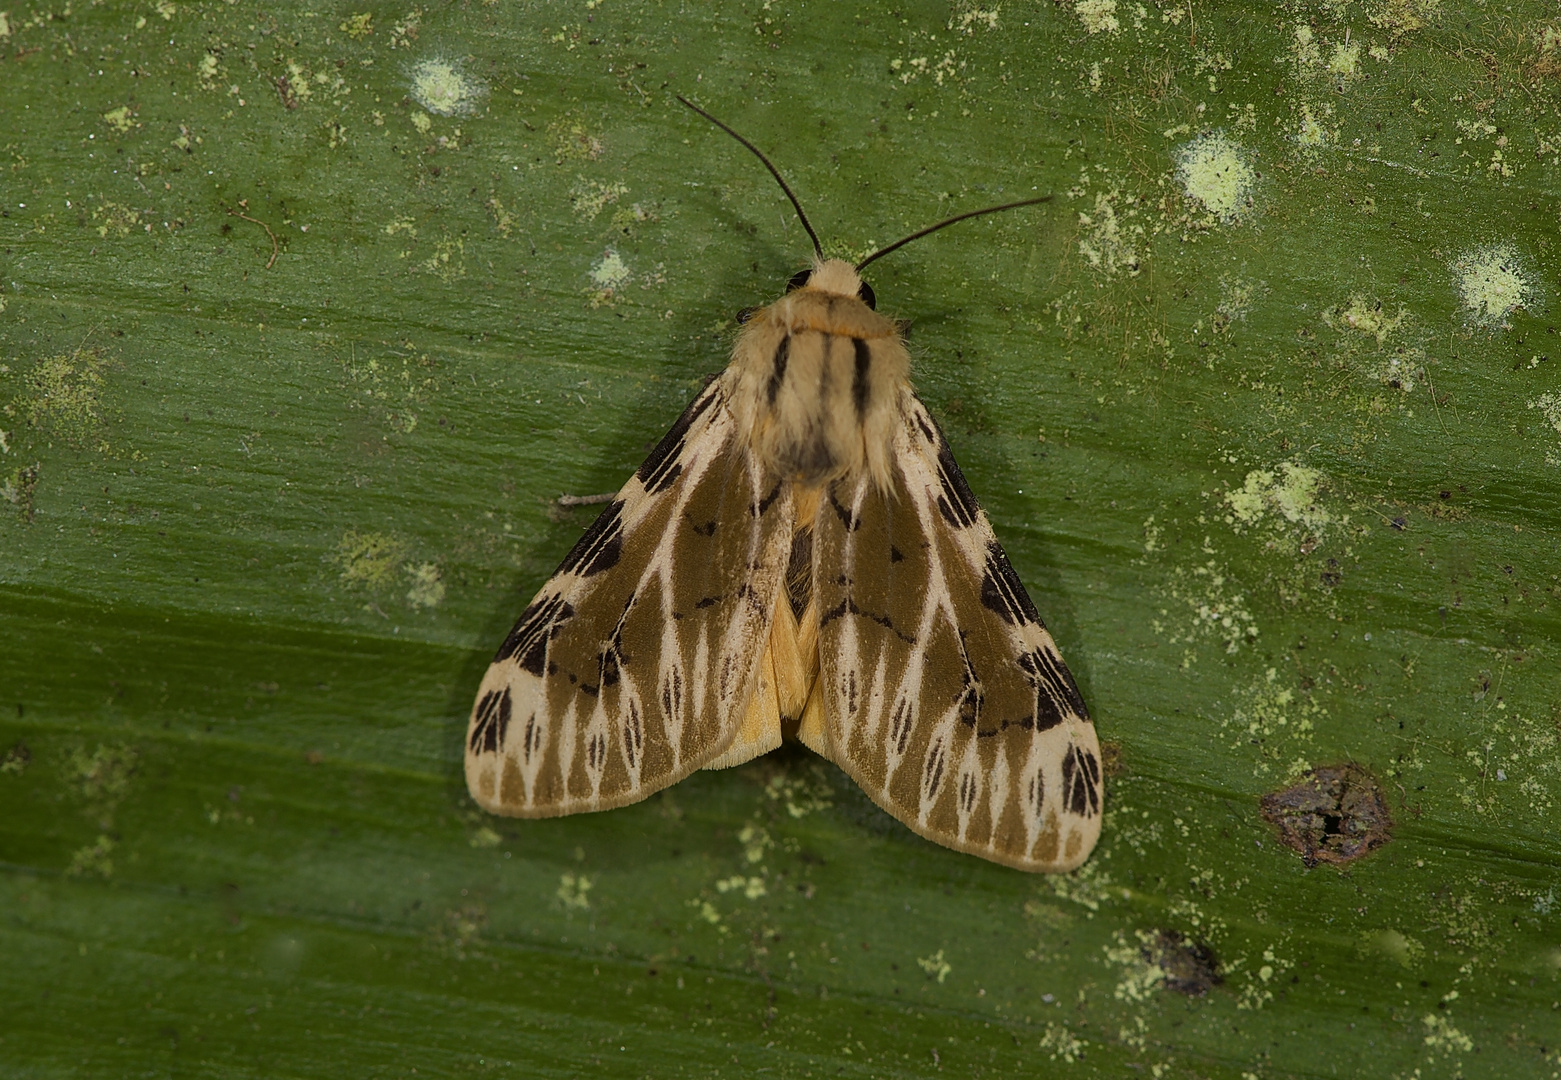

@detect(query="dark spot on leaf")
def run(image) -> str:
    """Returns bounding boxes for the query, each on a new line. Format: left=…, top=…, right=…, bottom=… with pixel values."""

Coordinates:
left=1148, top=930, right=1222, bottom=997
left=1260, top=763, right=1392, bottom=867
left=1098, top=739, right=1125, bottom=778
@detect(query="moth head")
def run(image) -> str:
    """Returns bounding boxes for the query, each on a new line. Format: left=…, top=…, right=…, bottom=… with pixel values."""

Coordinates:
left=787, top=258, right=876, bottom=310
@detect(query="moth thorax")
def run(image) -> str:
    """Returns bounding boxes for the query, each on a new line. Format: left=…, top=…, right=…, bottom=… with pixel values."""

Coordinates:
left=730, top=283, right=910, bottom=491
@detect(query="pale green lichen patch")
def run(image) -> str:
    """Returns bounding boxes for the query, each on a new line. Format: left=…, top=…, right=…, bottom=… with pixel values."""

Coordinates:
left=409, top=58, right=483, bottom=117
left=1368, top=0, right=1441, bottom=37
left=1530, top=392, right=1561, bottom=466
left=1214, top=278, right=1256, bottom=329
left=556, top=872, right=593, bottom=911
left=715, top=874, right=767, bottom=900
left=1048, top=860, right=1122, bottom=913
left=339, top=12, right=374, bottom=40
left=0, top=742, right=29, bottom=776
left=66, top=743, right=139, bottom=845
left=1290, top=24, right=1322, bottom=68
left=1327, top=38, right=1362, bottom=82
left=916, top=948, right=952, bottom=982
left=334, top=530, right=409, bottom=588
left=1102, top=929, right=1165, bottom=1001
left=486, top=197, right=519, bottom=238
left=102, top=105, right=139, bottom=134
left=1074, top=0, right=1121, bottom=35
left=687, top=894, right=725, bottom=930
left=434, top=904, right=487, bottom=959
left=405, top=562, right=445, bottom=608
left=1175, top=132, right=1255, bottom=222
left=589, top=248, right=631, bottom=290
left=1223, top=668, right=1322, bottom=777
left=92, top=201, right=143, bottom=238
left=1038, top=1022, right=1088, bottom=1063
left=762, top=762, right=833, bottom=817
left=1360, top=928, right=1425, bottom=967
left=69, top=743, right=138, bottom=807
left=420, top=236, right=465, bottom=281
left=1234, top=942, right=1295, bottom=1010
left=1453, top=704, right=1559, bottom=817
left=1452, top=243, right=1538, bottom=329
left=1290, top=24, right=1365, bottom=88
left=10, top=346, right=110, bottom=448
left=1321, top=295, right=1428, bottom=393
left=1158, top=558, right=1260, bottom=657
left=548, top=113, right=603, bottom=164
left=1295, top=102, right=1336, bottom=151
left=570, top=179, right=629, bottom=221
left=468, top=825, right=500, bottom=848
left=0, top=462, right=40, bottom=521
left=737, top=823, right=772, bottom=863
left=1324, top=295, right=1406, bottom=346
left=608, top=201, right=659, bottom=238
left=1075, top=190, right=1143, bottom=277
left=65, top=835, right=116, bottom=879
left=1421, top=1012, right=1474, bottom=1058
left=1223, top=462, right=1334, bottom=537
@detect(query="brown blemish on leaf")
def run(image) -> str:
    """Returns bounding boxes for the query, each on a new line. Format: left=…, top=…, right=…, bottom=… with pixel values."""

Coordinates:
left=1260, top=763, right=1392, bottom=867
left=1150, top=929, right=1222, bottom=996
left=1098, top=739, right=1126, bottom=778
left=275, top=74, right=301, bottom=109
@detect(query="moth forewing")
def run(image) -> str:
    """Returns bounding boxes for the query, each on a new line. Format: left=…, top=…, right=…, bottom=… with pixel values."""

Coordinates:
left=465, top=379, right=793, bottom=817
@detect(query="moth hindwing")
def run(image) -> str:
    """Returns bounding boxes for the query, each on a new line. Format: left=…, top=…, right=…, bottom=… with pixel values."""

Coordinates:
left=467, top=258, right=1102, bottom=872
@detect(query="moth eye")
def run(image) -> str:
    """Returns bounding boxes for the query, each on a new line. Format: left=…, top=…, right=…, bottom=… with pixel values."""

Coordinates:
left=734, top=307, right=758, bottom=324
left=857, top=279, right=876, bottom=310
left=786, top=268, right=812, bottom=292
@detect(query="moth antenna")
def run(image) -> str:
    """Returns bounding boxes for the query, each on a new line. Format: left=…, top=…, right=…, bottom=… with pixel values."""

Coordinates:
left=855, top=196, right=1052, bottom=272
left=676, top=95, right=825, bottom=260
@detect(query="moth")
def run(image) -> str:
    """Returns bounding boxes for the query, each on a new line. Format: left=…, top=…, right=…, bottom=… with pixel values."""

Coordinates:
left=466, top=99, right=1102, bottom=872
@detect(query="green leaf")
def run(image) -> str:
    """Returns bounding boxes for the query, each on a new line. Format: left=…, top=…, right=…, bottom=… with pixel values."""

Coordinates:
left=2, top=2, right=1558, bottom=1076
